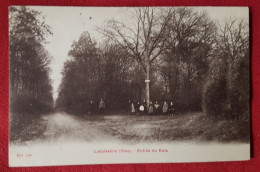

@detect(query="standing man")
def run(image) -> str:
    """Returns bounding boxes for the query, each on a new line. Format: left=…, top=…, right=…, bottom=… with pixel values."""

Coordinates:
left=143, top=99, right=147, bottom=114
left=169, top=101, right=174, bottom=116
left=136, top=102, right=140, bottom=115
left=88, top=100, right=94, bottom=115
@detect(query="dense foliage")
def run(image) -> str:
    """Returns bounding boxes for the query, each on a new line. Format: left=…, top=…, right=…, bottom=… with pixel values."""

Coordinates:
left=9, top=6, right=53, bottom=115
left=160, top=8, right=217, bottom=111
left=203, top=19, right=249, bottom=120
left=55, top=32, right=143, bottom=114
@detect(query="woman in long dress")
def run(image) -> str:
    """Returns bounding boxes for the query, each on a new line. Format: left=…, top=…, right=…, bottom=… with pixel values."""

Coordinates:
left=99, top=98, right=106, bottom=114
left=162, top=101, right=168, bottom=114
left=131, top=102, right=135, bottom=114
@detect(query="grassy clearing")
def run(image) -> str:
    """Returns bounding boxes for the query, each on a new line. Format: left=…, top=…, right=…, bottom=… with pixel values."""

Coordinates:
left=79, top=112, right=250, bottom=143
left=9, top=113, right=47, bottom=144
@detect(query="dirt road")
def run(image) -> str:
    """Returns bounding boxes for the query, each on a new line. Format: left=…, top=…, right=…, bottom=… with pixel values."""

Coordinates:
left=41, top=113, right=114, bottom=142
left=40, top=112, right=168, bottom=143
left=9, top=112, right=250, bottom=166
left=11, top=111, right=248, bottom=145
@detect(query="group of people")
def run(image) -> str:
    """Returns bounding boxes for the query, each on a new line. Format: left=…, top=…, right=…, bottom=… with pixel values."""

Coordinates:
left=87, top=98, right=175, bottom=116
left=129, top=100, right=175, bottom=116
left=88, top=98, right=106, bottom=115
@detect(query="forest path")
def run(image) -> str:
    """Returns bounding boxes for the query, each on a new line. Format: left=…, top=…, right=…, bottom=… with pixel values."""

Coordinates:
left=40, top=112, right=114, bottom=143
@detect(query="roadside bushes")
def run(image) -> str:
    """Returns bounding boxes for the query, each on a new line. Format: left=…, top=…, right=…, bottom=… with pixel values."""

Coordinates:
left=203, top=54, right=249, bottom=120
left=202, top=76, right=227, bottom=117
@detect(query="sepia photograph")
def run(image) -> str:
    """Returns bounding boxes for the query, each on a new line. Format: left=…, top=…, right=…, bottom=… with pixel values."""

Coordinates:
left=9, top=6, right=250, bottom=166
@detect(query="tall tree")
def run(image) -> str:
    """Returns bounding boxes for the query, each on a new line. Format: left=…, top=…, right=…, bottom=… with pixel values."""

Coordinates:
left=99, top=7, right=173, bottom=108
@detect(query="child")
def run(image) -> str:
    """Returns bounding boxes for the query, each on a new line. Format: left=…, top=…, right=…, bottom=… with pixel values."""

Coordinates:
left=139, top=104, right=144, bottom=115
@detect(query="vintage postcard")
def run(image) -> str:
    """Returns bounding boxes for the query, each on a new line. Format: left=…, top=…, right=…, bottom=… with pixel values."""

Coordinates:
left=9, top=6, right=250, bottom=167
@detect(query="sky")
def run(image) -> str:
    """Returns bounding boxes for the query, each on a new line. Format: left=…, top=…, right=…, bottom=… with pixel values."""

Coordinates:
left=29, top=6, right=249, bottom=100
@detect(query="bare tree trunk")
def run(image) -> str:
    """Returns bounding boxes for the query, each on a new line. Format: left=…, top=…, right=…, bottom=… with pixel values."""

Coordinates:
left=145, top=58, right=150, bottom=109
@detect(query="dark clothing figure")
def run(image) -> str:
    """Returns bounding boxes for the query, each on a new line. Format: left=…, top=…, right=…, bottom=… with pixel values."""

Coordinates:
left=148, top=102, right=154, bottom=114
left=88, top=100, right=94, bottom=115
left=154, top=101, right=160, bottom=115
left=136, top=102, right=140, bottom=114
left=99, top=98, right=105, bottom=114
left=169, top=102, right=174, bottom=116
left=143, top=100, right=147, bottom=114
